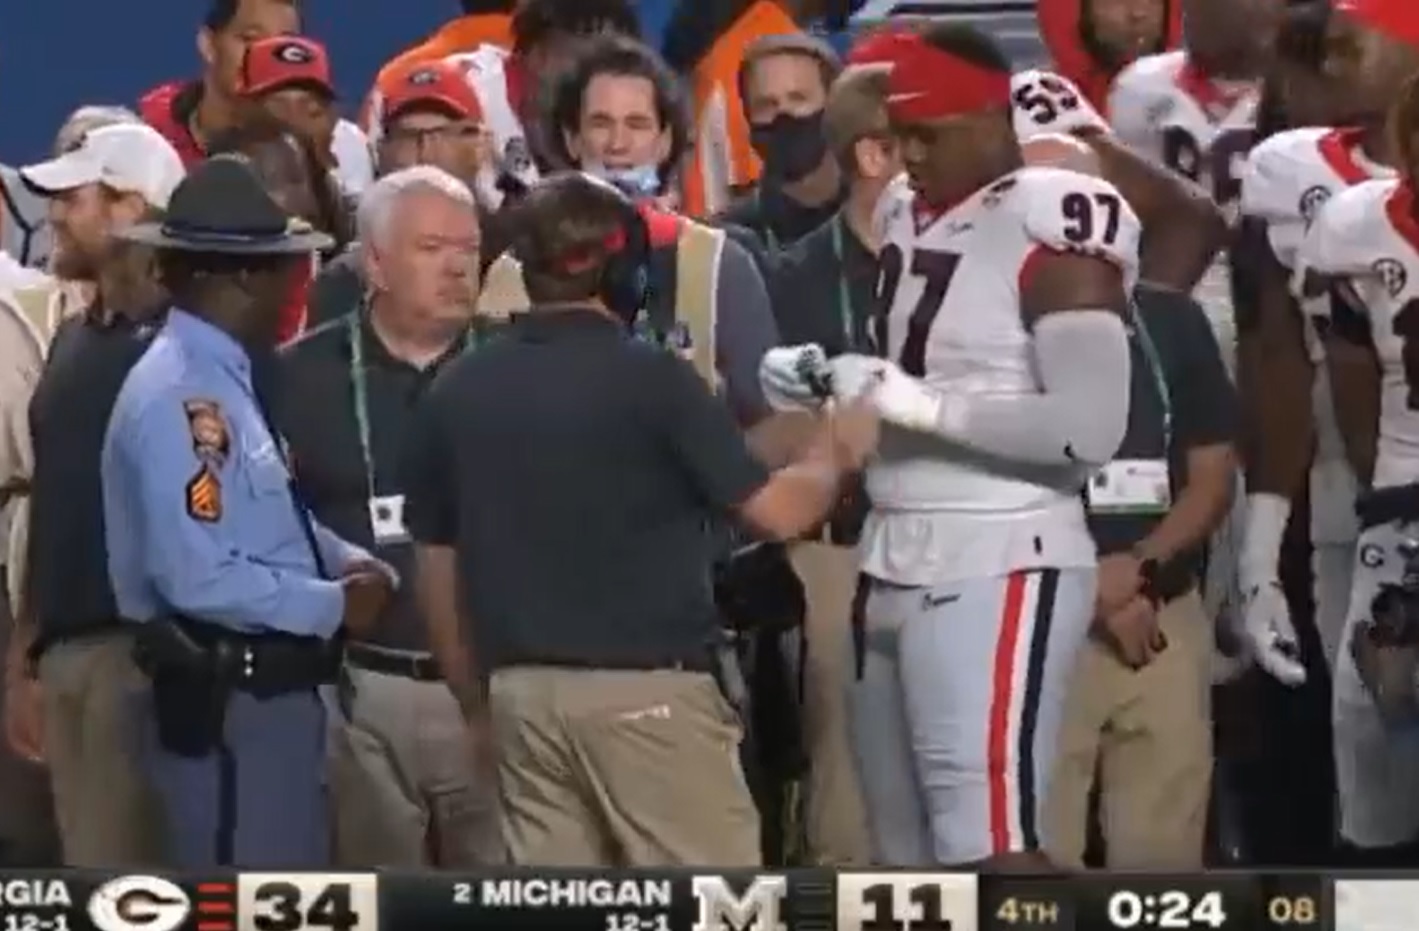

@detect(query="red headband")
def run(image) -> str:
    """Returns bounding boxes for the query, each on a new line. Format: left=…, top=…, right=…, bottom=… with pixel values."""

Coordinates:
left=1336, top=0, right=1419, bottom=47
left=846, top=28, right=916, bottom=66
left=883, top=35, right=1011, bottom=123
left=558, top=227, right=627, bottom=274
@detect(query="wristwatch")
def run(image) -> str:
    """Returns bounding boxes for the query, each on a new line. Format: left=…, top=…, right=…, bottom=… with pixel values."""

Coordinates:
left=1133, top=550, right=1163, bottom=605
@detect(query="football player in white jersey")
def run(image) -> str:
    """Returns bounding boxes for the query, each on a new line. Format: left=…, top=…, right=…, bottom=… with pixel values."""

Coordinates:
left=1293, top=8, right=1419, bottom=862
left=1008, top=67, right=1227, bottom=293
left=765, top=24, right=1138, bottom=869
left=1235, top=0, right=1409, bottom=687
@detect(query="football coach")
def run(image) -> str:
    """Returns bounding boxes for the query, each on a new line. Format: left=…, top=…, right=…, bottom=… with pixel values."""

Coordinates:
left=402, top=171, right=880, bottom=867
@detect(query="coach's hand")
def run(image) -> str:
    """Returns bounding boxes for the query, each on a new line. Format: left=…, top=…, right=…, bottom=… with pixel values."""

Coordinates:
left=1096, top=552, right=1143, bottom=618
left=761, top=345, right=829, bottom=411
left=1241, top=582, right=1307, bottom=686
left=1098, top=596, right=1165, bottom=669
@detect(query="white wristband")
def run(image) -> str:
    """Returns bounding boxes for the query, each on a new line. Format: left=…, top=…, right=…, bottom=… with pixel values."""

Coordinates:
left=1240, top=492, right=1291, bottom=589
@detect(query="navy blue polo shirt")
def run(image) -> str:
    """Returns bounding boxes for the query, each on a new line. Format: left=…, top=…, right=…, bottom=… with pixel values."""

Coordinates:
left=403, top=307, right=770, bottom=671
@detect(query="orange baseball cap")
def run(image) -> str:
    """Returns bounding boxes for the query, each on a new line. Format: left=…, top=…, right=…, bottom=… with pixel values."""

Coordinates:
left=239, top=36, right=335, bottom=98
left=378, top=58, right=483, bottom=124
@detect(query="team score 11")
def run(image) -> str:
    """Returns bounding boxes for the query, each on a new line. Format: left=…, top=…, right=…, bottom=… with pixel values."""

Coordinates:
left=251, top=880, right=360, bottom=931
left=859, top=881, right=953, bottom=931
left=1266, top=895, right=1317, bottom=925
left=1106, top=890, right=1227, bottom=929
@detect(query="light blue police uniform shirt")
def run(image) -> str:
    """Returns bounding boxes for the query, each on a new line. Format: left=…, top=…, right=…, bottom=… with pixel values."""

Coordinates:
left=102, top=309, right=369, bottom=638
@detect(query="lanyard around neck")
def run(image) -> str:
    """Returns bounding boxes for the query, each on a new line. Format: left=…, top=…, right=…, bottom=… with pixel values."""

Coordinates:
left=828, top=218, right=860, bottom=351
left=347, top=312, right=476, bottom=495
left=1130, top=307, right=1172, bottom=450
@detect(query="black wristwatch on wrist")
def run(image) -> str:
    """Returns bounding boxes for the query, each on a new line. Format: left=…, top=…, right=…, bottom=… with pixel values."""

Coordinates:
left=1133, top=550, right=1162, bottom=605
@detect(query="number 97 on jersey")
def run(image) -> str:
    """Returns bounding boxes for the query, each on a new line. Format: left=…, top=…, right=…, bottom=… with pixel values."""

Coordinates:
left=236, top=874, right=380, bottom=931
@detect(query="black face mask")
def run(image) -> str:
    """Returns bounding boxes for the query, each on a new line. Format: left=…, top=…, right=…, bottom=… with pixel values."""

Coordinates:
left=750, top=110, right=828, bottom=182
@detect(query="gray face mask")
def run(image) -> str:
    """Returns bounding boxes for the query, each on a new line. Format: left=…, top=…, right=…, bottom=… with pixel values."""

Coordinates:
left=583, top=161, right=661, bottom=199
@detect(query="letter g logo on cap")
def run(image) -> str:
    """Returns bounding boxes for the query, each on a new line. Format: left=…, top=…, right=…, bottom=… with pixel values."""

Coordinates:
left=88, top=876, right=192, bottom=931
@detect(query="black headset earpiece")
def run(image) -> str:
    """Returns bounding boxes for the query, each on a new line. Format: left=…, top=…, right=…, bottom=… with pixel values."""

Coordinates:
left=596, top=184, right=653, bottom=323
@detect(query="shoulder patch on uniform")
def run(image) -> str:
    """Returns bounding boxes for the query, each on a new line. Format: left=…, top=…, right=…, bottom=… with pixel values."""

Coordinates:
left=183, top=399, right=230, bottom=468
left=186, top=468, right=222, bottom=522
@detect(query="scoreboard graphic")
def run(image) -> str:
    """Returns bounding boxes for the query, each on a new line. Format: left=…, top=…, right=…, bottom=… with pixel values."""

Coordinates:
left=0, top=869, right=1412, bottom=930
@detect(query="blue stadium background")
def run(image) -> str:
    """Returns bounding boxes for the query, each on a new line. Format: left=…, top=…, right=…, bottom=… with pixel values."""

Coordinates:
left=0, top=1, right=1044, bottom=164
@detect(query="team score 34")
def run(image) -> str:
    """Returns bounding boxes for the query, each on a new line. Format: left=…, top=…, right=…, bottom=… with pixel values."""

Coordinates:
left=251, top=880, right=360, bottom=931
left=873, top=190, right=1122, bottom=377
left=1266, top=895, right=1317, bottom=925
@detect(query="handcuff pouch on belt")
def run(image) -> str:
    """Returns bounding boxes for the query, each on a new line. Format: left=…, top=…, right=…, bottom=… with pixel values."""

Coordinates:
left=713, top=541, right=806, bottom=634
left=134, top=618, right=339, bottom=757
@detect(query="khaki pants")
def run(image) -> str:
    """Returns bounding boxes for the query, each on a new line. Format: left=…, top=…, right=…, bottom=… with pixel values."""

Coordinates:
left=491, top=666, right=759, bottom=867
left=789, top=541, right=870, bottom=865
left=0, top=591, right=57, bottom=864
left=38, top=632, right=164, bottom=866
left=1046, top=589, right=1213, bottom=868
left=330, top=665, right=503, bottom=867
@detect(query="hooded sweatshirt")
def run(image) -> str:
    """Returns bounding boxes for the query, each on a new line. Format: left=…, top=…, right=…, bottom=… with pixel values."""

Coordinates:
left=1038, top=0, right=1183, bottom=112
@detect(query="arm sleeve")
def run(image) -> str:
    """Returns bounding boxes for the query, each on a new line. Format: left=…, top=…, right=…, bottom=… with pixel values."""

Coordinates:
left=713, top=236, right=778, bottom=423
left=1237, top=135, right=1312, bottom=270
left=402, top=390, right=458, bottom=546
left=931, top=310, right=1132, bottom=468
left=120, top=398, right=345, bottom=638
left=654, top=352, right=771, bottom=513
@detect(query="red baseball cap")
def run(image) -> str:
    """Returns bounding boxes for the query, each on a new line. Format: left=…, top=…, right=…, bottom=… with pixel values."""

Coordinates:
left=239, top=36, right=335, bottom=98
left=378, top=58, right=483, bottom=125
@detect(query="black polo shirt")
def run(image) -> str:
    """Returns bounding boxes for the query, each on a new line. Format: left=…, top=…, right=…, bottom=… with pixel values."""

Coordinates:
left=278, top=314, right=472, bottom=651
left=28, top=309, right=159, bottom=643
left=716, top=182, right=845, bottom=251
left=403, top=306, right=770, bottom=671
left=768, top=212, right=878, bottom=354
left=1089, top=285, right=1238, bottom=598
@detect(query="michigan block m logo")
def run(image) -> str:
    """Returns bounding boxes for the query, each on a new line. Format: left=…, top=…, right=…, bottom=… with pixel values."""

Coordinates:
left=691, top=875, right=788, bottom=931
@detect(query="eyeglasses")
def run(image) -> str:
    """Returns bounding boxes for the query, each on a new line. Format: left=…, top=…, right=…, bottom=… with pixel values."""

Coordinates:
left=383, top=122, right=484, bottom=148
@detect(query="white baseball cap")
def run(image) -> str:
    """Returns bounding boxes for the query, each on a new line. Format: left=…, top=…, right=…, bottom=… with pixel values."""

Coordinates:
left=20, top=123, right=185, bottom=209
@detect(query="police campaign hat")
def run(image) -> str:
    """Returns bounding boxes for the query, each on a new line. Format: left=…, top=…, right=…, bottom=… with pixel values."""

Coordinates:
left=118, top=154, right=333, bottom=254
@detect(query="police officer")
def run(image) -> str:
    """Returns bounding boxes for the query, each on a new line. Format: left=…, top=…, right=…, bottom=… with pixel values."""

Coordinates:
left=101, top=156, right=395, bottom=867
left=403, top=171, right=879, bottom=867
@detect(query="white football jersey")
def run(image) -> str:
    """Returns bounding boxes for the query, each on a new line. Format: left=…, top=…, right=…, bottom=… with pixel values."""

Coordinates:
left=1240, top=126, right=1390, bottom=541
left=1109, top=50, right=1261, bottom=370
left=1297, top=178, right=1419, bottom=490
left=861, top=167, right=1141, bottom=585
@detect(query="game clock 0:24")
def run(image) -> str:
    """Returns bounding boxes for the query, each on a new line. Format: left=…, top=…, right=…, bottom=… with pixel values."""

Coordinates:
left=1105, top=890, right=1228, bottom=929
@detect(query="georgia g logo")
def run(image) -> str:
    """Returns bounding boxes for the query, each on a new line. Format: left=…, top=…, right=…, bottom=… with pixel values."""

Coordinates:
left=1298, top=185, right=1330, bottom=225
left=88, top=876, right=191, bottom=931
left=1372, top=258, right=1408, bottom=298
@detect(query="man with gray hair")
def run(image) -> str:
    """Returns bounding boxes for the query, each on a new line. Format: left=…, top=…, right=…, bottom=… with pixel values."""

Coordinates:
left=279, top=165, right=503, bottom=867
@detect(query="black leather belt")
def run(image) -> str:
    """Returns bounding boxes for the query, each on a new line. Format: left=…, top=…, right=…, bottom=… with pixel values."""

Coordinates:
left=500, top=653, right=714, bottom=673
left=345, top=643, right=443, bottom=682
